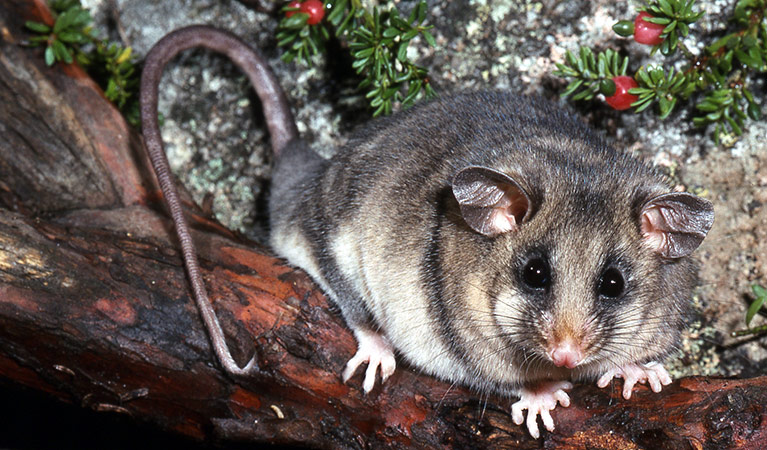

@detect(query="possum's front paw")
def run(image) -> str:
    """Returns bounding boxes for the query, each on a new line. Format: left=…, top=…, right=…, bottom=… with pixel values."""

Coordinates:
left=511, top=380, right=573, bottom=439
left=341, top=328, right=396, bottom=393
left=597, top=361, right=672, bottom=399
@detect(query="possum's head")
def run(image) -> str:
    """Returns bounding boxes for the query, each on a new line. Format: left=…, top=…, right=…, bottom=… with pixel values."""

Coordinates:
left=444, top=164, right=714, bottom=390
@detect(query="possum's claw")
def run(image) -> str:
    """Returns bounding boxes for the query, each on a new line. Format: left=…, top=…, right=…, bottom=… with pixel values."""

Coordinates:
left=511, top=380, right=573, bottom=439
left=597, top=361, right=672, bottom=399
left=342, top=328, right=396, bottom=393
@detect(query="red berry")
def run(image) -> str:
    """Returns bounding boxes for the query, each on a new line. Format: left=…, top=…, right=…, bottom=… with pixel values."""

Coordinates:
left=286, top=0, right=325, bottom=25
left=633, top=11, right=665, bottom=46
left=605, top=76, right=639, bottom=110
left=285, top=0, right=301, bottom=17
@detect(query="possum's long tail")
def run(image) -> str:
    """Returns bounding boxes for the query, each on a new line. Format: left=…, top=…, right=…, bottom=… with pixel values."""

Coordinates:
left=139, top=25, right=297, bottom=376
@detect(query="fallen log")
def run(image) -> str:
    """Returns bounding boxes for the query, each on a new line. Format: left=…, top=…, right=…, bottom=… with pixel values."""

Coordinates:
left=0, top=1, right=765, bottom=449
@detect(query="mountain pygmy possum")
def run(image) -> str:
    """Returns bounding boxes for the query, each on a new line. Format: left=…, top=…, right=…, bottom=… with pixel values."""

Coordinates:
left=139, top=26, right=714, bottom=438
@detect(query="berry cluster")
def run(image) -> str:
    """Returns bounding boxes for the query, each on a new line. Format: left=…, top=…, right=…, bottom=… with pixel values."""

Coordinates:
left=277, top=0, right=436, bottom=116
left=554, top=0, right=765, bottom=145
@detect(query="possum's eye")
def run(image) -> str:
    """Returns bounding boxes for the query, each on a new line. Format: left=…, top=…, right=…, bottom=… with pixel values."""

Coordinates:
left=598, top=268, right=625, bottom=298
left=522, top=258, right=551, bottom=289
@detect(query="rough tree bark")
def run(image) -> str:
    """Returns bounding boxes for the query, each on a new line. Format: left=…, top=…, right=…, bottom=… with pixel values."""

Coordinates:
left=0, top=1, right=765, bottom=449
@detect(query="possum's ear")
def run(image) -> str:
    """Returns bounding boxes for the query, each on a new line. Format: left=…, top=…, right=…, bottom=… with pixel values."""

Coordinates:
left=452, top=166, right=532, bottom=237
left=640, top=192, right=714, bottom=258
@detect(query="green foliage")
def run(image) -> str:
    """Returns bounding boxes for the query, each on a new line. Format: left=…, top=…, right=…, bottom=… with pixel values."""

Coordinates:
left=731, top=284, right=767, bottom=337
left=553, top=48, right=629, bottom=101
left=277, top=0, right=436, bottom=116
left=631, top=66, right=691, bottom=119
left=690, top=0, right=765, bottom=144
left=25, top=0, right=140, bottom=124
left=554, top=0, right=767, bottom=145
left=639, top=0, right=704, bottom=56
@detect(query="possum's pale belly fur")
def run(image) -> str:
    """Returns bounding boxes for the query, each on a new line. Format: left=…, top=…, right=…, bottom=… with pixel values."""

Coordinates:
left=271, top=220, right=473, bottom=385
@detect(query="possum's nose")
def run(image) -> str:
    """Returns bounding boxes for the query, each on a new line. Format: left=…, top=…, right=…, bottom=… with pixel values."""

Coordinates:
left=548, top=340, right=584, bottom=368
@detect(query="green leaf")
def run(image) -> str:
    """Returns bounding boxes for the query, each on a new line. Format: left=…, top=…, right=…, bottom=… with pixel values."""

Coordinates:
left=306, top=34, right=320, bottom=55
left=619, top=55, right=628, bottom=76
left=735, top=49, right=757, bottom=68
left=579, top=47, right=590, bottom=70
left=382, top=27, right=399, bottom=38
left=25, top=21, right=51, bottom=33
left=417, top=0, right=427, bottom=23
left=658, top=0, right=673, bottom=16
left=662, top=21, right=676, bottom=34
left=649, top=68, right=663, bottom=85
left=335, top=7, right=355, bottom=33
left=633, top=95, right=655, bottom=112
left=571, top=87, right=593, bottom=101
left=726, top=114, right=743, bottom=135
left=706, top=110, right=723, bottom=121
left=53, top=9, right=73, bottom=34
left=57, top=30, right=85, bottom=43
left=706, top=34, right=734, bottom=55
left=280, top=51, right=295, bottom=63
left=565, top=50, right=578, bottom=68
left=746, top=285, right=767, bottom=326
left=72, top=9, right=91, bottom=28
left=678, top=21, right=689, bottom=36
left=402, top=29, right=419, bottom=41
left=365, top=82, right=381, bottom=99
left=283, top=13, right=309, bottom=29
left=403, top=88, right=420, bottom=106
left=660, top=38, right=672, bottom=55
left=393, top=69, right=412, bottom=83
left=383, top=86, right=399, bottom=99
left=612, top=20, right=634, bottom=37
left=422, top=30, right=436, bottom=47
left=561, top=78, right=584, bottom=97
left=646, top=16, right=671, bottom=25
left=692, top=117, right=706, bottom=127
left=553, top=63, right=579, bottom=77
left=354, top=47, right=375, bottom=58
left=51, top=39, right=72, bottom=64
left=373, top=102, right=387, bottom=117
left=696, top=100, right=719, bottom=112
left=374, top=55, right=382, bottom=78
left=397, top=42, right=408, bottom=61
left=597, top=53, right=606, bottom=76
left=44, top=46, right=55, bottom=65
left=658, top=96, right=677, bottom=119
left=636, top=68, right=651, bottom=86
left=352, top=56, right=369, bottom=70
left=277, top=32, right=298, bottom=47
left=408, top=1, right=418, bottom=23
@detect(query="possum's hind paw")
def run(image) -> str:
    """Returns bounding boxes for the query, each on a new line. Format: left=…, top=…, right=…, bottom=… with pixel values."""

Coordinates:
left=341, top=328, right=396, bottom=393
left=597, top=361, right=672, bottom=399
left=511, top=380, right=573, bottom=439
